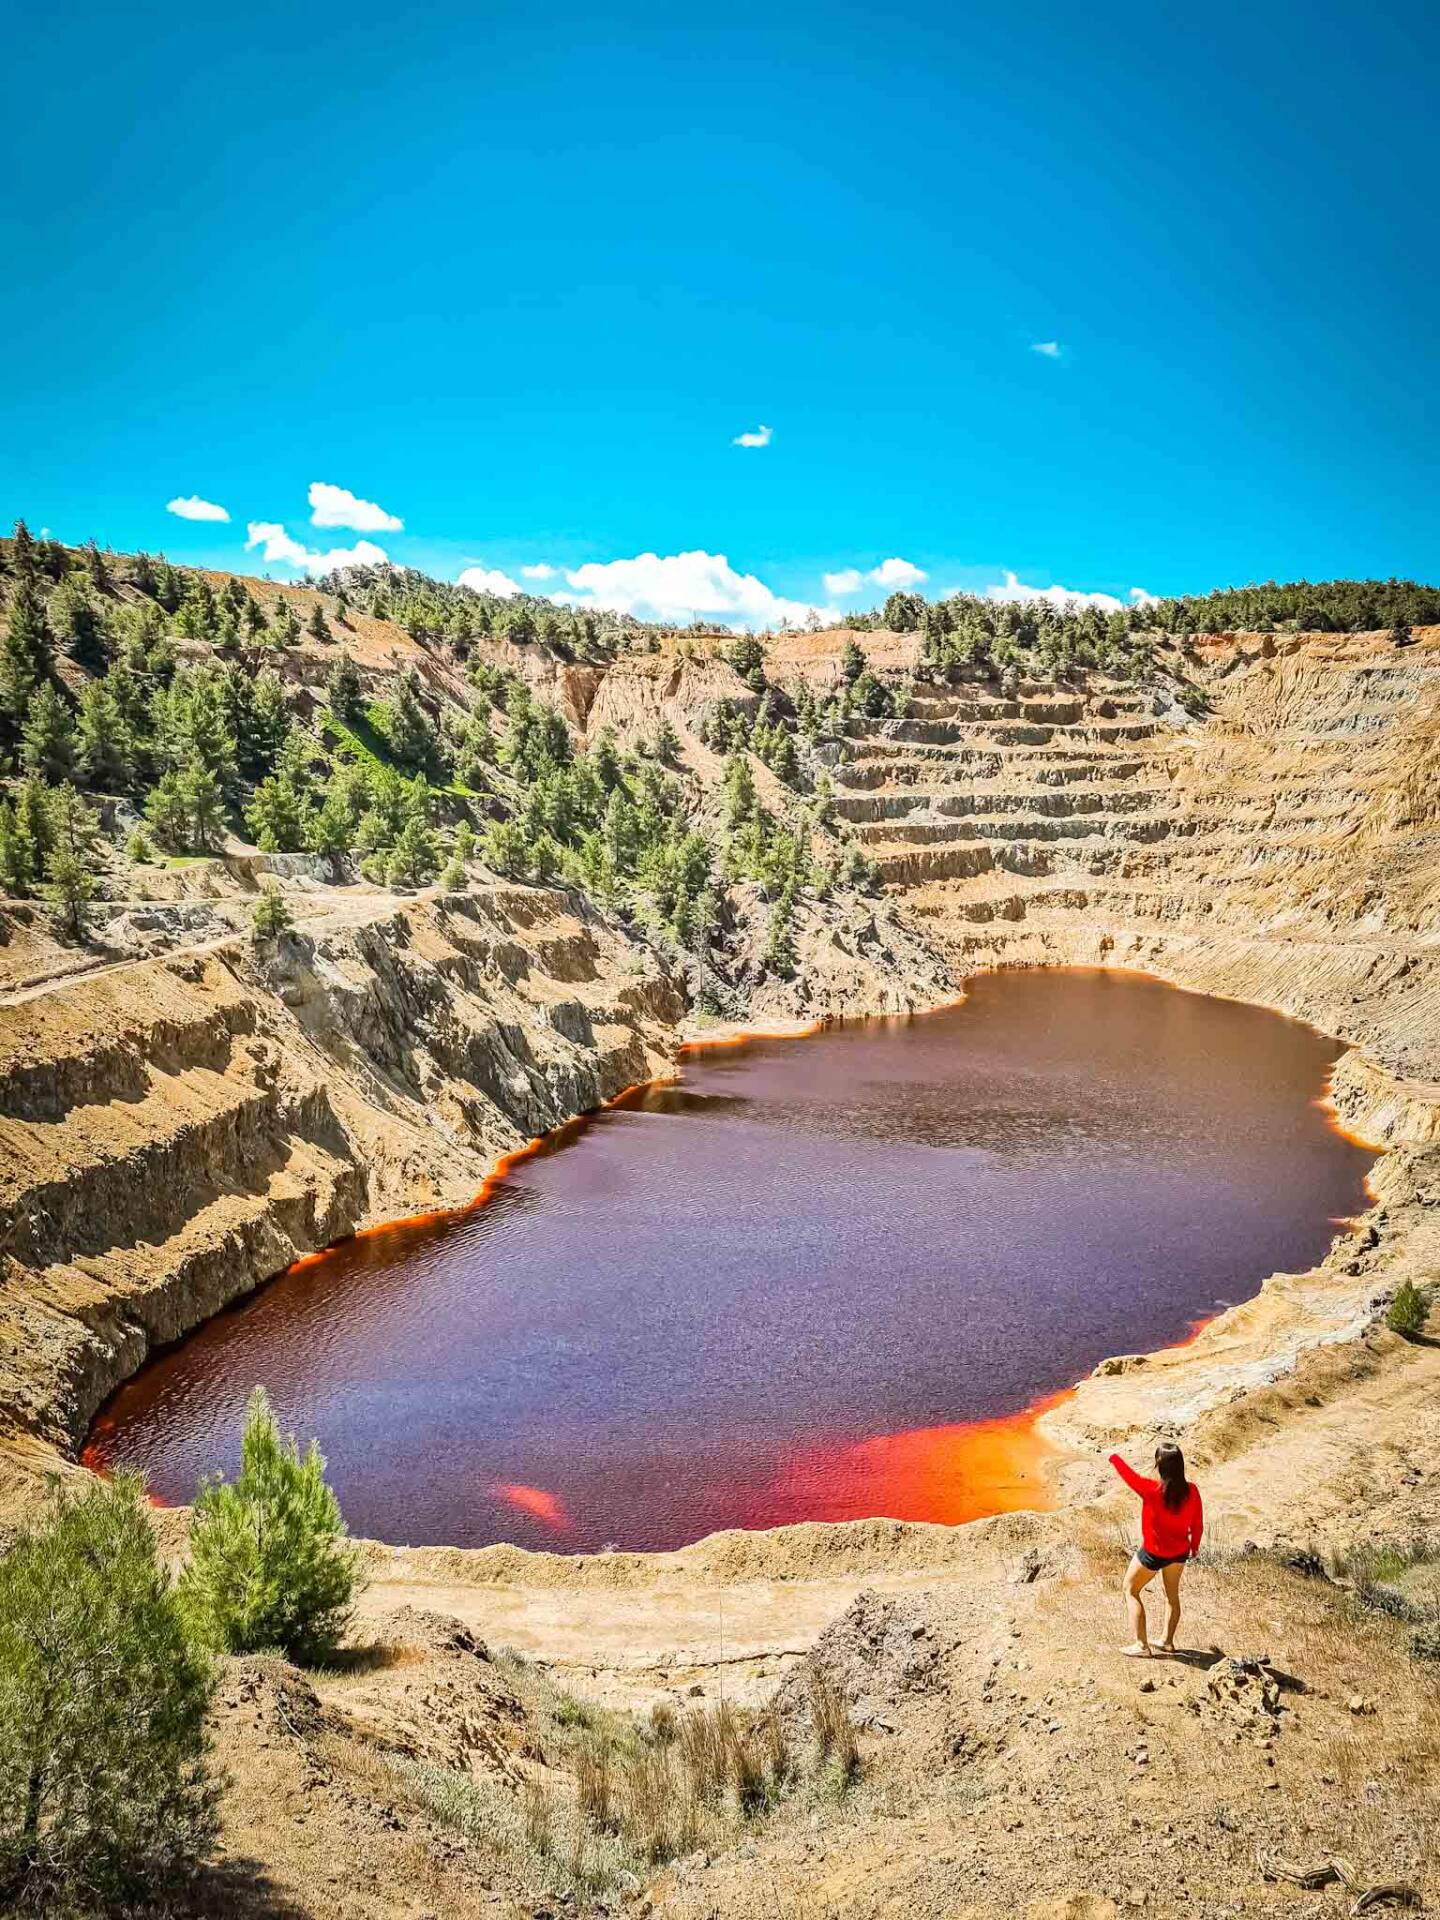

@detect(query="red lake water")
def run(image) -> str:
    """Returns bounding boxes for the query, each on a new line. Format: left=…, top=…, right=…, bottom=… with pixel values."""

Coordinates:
left=85, top=970, right=1378, bottom=1553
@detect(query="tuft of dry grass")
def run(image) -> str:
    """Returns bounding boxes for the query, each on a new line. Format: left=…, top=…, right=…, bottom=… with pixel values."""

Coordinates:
left=523, top=1775, right=551, bottom=1855
left=680, top=1700, right=731, bottom=1806
left=576, top=1737, right=615, bottom=1832
left=807, top=1662, right=859, bottom=1783
left=765, top=1702, right=793, bottom=1789
left=622, top=1744, right=679, bottom=1863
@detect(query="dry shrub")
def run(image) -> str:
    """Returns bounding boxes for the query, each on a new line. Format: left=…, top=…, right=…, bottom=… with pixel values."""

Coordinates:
left=649, top=1700, right=678, bottom=1744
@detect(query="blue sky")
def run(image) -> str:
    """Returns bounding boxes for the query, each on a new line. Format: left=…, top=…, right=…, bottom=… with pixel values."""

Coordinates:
left=2, top=0, right=1436, bottom=626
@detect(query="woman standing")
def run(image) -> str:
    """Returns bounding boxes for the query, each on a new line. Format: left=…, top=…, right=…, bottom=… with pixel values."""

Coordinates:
left=1109, top=1444, right=1203, bottom=1657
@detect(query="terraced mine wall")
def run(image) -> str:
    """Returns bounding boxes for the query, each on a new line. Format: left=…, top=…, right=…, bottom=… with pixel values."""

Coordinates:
left=809, top=627, right=1440, bottom=1468
left=1, top=624, right=1438, bottom=1527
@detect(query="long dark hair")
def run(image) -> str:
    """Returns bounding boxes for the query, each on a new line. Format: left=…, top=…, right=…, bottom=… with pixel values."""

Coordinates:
left=1155, top=1443, right=1189, bottom=1511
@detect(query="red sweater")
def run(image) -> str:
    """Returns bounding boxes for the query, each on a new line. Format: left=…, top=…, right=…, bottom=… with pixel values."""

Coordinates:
left=1109, top=1453, right=1203, bottom=1559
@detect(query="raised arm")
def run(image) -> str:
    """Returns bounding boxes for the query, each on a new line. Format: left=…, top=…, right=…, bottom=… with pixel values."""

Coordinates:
left=1108, top=1452, right=1151, bottom=1497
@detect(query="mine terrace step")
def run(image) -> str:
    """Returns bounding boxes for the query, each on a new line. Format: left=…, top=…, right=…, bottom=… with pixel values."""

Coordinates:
left=865, top=717, right=1165, bottom=748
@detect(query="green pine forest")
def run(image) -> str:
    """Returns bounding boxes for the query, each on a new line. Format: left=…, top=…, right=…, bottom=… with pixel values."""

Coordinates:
left=1, top=519, right=1435, bottom=984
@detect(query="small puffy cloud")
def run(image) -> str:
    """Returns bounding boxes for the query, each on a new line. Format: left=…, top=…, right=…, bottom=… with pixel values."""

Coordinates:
left=520, top=563, right=556, bottom=580
left=167, top=495, right=230, bottom=523
left=823, top=568, right=865, bottom=596
left=983, top=571, right=1154, bottom=614
left=556, top=549, right=825, bottom=631
left=1030, top=340, right=1062, bottom=358
left=732, top=423, right=773, bottom=448
left=869, top=556, right=927, bottom=589
left=245, top=522, right=389, bottom=574
left=307, top=482, right=403, bottom=532
left=457, top=564, right=523, bottom=598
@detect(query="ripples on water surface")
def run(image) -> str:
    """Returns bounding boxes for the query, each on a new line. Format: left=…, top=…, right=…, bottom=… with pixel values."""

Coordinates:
left=88, top=971, right=1377, bottom=1551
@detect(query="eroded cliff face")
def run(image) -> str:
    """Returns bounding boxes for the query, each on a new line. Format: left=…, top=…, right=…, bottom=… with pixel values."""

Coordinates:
left=1, top=624, right=1438, bottom=1529
left=0, top=884, right=687, bottom=1504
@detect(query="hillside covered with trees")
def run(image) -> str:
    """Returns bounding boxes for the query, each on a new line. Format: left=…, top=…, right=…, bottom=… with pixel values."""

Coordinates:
left=2, top=521, right=1434, bottom=986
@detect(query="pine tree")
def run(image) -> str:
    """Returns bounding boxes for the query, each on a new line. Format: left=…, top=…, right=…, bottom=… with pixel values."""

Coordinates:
left=250, top=887, right=294, bottom=941
left=144, top=772, right=190, bottom=850
left=177, top=576, right=217, bottom=640
left=271, top=600, right=301, bottom=648
left=50, top=580, right=108, bottom=671
left=307, top=602, right=330, bottom=643
left=9, top=518, right=37, bottom=577
left=385, top=811, right=439, bottom=888
left=245, top=671, right=289, bottom=772
left=42, top=845, right=97, bottom=939
left=0, top=573, right=54, bottom=724
left=326, top=651, right=362, bottom=723
left=76, top=681, right=136, bottom=790
left=840, top=637, right=866, bottom=684
left=21, top=682, right=76, bottom=781
left=45, top=782, right=100, bottom=864
left=308, top=775, right=360, bottom=856
left=3, top=779, right=55, bottom=893
left=882, top=591, right=923, bottom=633
left=375, top=668, right=437, bottom=770
left=480, top=816, right=530, bottom=877
left=246, top=772, right=312, bottom=852
left=1387, top=1279, right=1428, bottom=1337
left=181, top=760, right=227, bottom=850
left=0, top=1475, right=217, bottom=1907
left=179, top=1387, right=361, bottom=1662
left=723, top=752, right=758, bottom=828
left=727, top=635, right=767, bottom=689
left=0, top=798, right=35, bottom=895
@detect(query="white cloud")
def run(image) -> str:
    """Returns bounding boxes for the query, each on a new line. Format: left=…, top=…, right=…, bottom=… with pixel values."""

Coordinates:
left=983, top=571, right=1154, bottom=613
left=1030, top=340, right=1062, bottom=358
left=520, top=563, right=556, bottom=580
left=556, top=549, right=827, bottom=631
left=732, top=423, right=773, bottom=448
left=307, top=481, right=403, bottom=532
left=869, top=556, right=927, bottom=589
left=823, top=568, right=865, bottom=596
left=245, top=522, right=389, bottom=574
left=167, top=495, right=230, bottom=523
left=457, top=564, right=523, bottom=598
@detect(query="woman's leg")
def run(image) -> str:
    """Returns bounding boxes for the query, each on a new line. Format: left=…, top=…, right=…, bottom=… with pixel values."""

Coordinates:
left=1159, top=1561, right=1183, bottom=1650
left=1122, top=1556, right=1156, bottom=1654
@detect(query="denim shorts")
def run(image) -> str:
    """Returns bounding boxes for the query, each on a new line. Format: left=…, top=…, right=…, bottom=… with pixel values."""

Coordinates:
left=1135, top=1547, right=1188, bottom=1572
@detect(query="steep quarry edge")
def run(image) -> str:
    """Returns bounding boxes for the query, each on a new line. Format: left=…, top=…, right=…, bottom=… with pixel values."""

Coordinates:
left=6, top=934, right=1435, bottom=1594
left=3, top=622, right=1438, bottom=1588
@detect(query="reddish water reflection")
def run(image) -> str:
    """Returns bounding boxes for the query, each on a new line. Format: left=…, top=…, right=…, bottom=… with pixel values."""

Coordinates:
left=86, top=971, right=1377, bottom=1551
